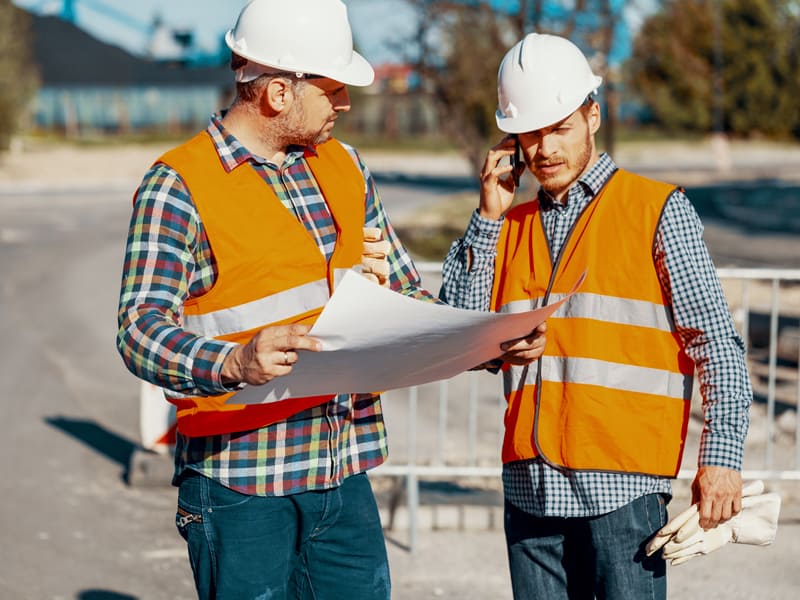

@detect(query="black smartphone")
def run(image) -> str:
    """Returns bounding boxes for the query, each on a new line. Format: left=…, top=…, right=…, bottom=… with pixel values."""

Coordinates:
left=511, top=135, right=521, bottom=188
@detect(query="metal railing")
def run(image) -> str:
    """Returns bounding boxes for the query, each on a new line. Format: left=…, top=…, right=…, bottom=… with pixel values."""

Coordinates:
left=374, top=264, right=800, bottom=550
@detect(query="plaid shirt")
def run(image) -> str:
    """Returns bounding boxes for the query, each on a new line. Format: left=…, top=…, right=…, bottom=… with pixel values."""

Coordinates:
left=118, top=114, right=433, bottom=496
left=441, top=154, right=752, bottom=517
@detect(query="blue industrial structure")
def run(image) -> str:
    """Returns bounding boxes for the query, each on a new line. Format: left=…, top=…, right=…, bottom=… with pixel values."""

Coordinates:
left=26, top=11, right=233, bottom=135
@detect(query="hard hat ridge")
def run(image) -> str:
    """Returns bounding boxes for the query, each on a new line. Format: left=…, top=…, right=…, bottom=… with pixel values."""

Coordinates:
left=496, top=33, right=602, bottom=134
left=225, top=0, right=374, bottom=87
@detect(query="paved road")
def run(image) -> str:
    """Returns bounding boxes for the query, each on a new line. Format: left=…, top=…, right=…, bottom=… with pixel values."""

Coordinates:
left=1, top=183, right=798, bottom=600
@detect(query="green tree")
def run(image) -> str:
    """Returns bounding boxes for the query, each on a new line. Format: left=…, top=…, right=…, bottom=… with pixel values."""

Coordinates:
left=0, top=0, right=38, bottom=151
left=628, top=0, right=800, bottom=139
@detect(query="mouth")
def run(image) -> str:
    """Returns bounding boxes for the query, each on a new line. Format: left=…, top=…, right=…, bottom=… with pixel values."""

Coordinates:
left=536, top=162, right=564, bottom=176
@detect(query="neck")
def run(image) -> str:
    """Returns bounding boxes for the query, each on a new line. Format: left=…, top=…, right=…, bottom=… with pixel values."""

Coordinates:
left=552, top=149, right=601, bottom=204
left=221, top=104, right=287, bottom=165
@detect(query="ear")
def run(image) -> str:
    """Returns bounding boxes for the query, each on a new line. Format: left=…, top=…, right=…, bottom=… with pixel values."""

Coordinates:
left=261, top=78, right=294, bottom=114
left=587, top=101, right=601, bottom=135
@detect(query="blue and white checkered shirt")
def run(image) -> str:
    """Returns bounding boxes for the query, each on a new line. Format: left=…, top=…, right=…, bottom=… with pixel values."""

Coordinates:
left=440, top=154, right=751, bottom=517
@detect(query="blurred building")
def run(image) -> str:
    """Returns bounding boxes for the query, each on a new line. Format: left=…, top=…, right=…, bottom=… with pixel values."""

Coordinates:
left=27, top=13, right=233, bottom=136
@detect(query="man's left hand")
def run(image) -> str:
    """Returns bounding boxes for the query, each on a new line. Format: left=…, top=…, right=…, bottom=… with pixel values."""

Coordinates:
left=691, top=465, right=743, bottom=530
left=499, top=322, right=546, bottom=365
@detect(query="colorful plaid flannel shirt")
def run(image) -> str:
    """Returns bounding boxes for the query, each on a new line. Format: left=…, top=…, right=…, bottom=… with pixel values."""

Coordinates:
left=118, top=114, right=434, bottom=495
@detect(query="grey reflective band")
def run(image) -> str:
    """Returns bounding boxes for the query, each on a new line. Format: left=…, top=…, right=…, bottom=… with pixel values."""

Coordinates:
left=505, top=355, right=691, bottom=400
left=500, top=298, right=546, bottom=313
left=501, top=292, right=674, bottom=332
left=184, top=273, right=346, bottom=338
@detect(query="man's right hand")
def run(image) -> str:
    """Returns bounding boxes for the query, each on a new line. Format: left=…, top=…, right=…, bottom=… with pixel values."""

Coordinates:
left=221, top=323, right=322, bottom=386
left=479, top=135, right=524, bottom=221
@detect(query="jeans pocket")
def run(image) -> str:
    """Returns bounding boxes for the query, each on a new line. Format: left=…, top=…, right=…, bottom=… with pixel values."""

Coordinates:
left=175, top=505, right=203, bottom=541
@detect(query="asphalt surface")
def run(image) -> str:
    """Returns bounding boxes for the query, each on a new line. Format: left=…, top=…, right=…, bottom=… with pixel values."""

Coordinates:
left=1, top=154, right=799, bottom=599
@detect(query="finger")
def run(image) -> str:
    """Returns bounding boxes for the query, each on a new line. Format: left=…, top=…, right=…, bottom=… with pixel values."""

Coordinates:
left=362, top=257, right=390, bottom=278
left=698, top=496, right=723, bottom=530
left=501, top=333, right=546, bottom=353
left=363, top=240, right=391, bottom=257
left=283, top=333, right=323, bottom=353
left=481, top=147, right=516, bottom=181
left=274, top=349, right=297, bottom=367
left=363, top=226, right=382, bottom=242
left=361, top=272, right=380, bottom=284
left=265, top=331, right=321, bottom=354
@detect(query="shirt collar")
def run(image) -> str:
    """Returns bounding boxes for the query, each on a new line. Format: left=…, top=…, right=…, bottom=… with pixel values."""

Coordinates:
left=206, top=113, right=313, bottom=173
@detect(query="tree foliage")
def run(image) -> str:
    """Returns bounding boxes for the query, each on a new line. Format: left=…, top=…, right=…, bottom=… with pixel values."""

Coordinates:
left=405, top=1, right=628, bottom=170
left=628, top=0, right=800, bottom=139
left=0, top=0, right=38, bottom=150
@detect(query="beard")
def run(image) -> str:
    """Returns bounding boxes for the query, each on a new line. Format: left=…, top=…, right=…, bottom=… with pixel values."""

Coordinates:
left=535, top=128, right=593, bottom=198
left=274, top=100, right=333, bottom=148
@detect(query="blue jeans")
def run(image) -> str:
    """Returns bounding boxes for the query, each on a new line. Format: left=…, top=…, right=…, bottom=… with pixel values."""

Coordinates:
left=505, top=493, right=668, bottom=600
left=176, top=471, right=390, bottom=600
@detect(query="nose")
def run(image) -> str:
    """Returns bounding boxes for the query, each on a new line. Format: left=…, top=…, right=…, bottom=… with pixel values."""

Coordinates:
left=537, top=133, right=556, bottom=158
left=333, top=87, right=351, bottom=112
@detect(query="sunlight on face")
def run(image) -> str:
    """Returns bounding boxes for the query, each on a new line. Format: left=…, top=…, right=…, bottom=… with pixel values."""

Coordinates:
left=518, top=104, right=598, bottom=201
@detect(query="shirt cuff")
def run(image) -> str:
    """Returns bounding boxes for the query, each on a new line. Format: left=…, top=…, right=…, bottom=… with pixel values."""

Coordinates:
left=192, top=339, right=241, bottom=395
left=463, top=209, right=503, bottom=254
left=698, top=433, right=745, bottom=471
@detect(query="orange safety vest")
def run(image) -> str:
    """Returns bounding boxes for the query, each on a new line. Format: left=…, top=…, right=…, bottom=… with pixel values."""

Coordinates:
left=491, top=169, right=694, bottom=477
left=155, top=132, right=366, bottom=437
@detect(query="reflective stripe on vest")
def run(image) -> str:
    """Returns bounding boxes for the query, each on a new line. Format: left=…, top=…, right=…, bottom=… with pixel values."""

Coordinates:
left=500, top=292, right=675, bottom=332
left=504, top=356, right=692, bottom=401
left=155, top=134, right=366, bottom=437
left=493, top=168, right=693, bottom=476
left=183, top=268, right=352, bottom=338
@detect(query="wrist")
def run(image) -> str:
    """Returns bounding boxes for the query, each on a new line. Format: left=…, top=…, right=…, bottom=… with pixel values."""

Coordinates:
left=220, top=345, right=244, bottom=384
left=478, top=207, right=503, bottom=221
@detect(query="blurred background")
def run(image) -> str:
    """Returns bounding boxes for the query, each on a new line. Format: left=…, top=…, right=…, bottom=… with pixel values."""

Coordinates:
left=0, top=1, right=799, bottom=599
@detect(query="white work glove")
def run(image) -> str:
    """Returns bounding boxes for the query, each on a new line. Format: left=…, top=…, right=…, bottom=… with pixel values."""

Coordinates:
left=645, top=480, right=781, bottom=566
left=360, top=227, right=391, bottom=287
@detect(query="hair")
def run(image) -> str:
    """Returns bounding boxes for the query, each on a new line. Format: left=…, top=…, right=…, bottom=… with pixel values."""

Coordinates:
left=230, top=53, right=306, bottom=104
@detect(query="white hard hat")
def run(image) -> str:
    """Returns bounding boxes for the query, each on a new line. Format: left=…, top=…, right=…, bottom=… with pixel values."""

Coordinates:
left=225, top=0, right=374, bottom=87
left=496, top=33, right=602, bottom=133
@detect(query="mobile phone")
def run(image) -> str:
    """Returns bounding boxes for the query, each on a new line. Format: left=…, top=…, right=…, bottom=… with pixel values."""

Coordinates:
left=511, top=135, right=521, bottom=188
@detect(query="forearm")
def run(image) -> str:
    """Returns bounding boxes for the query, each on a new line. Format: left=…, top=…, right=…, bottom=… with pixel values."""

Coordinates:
left=440, top=210, right=502, bottom=311
left=116, top=164, right=235, bottom=396
left=117, top=303, right=237, bottom=395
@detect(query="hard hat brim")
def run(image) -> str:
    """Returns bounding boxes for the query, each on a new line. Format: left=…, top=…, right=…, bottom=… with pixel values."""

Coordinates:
left=225, top=30, right=375, bottom=87
left=496, top=75, right=602, bottom=134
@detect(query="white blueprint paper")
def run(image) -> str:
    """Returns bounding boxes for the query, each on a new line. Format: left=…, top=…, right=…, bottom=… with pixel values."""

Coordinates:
left=230, top=269, right=583, bottom=405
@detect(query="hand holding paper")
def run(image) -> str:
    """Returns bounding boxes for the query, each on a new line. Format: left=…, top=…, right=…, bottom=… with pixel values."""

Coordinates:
left=228, top=269, right=584, bottom=405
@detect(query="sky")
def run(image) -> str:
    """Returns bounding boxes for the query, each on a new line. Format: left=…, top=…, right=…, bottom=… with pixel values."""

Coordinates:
left=13, top=0, right=650, bottom=67
left=13, top=0, right=418, bottom=65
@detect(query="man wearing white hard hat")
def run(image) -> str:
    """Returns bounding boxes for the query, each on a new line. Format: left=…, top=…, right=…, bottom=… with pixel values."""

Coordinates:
left=115, top=1, right=543, bottom=598
left=441, top=33, right=753, bottom=598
